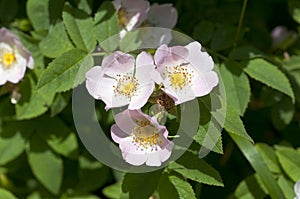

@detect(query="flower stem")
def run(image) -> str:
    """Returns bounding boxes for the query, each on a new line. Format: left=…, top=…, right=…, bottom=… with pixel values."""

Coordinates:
left=234, top=0, right=248, bottom=47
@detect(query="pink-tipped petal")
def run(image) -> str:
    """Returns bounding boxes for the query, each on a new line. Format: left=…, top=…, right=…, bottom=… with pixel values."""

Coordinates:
left=147, top=4, right=178, bottom=28
left=136, top=51, right=154, bottom=68
left=102, top=51, right=135, bottom=77
left=146, top=152, right=161, bottom=166
left=86, top=66, right=105, bottom=99
left=114, top=109, right=141, bottom=134
left=119, top=137, right=147, bottom=166
left=150, top=69, right=163, bottom=84
left=191, top=71, right=219, bottom=97
left=128, top=83, right=154, bottom=110
left=154, top=44, right=188, bottom=66
left=111, top=124, right=128, bottom=143
left=159, top=141, right=174, bottom=162
left=186, top=41, right=214, bottom=72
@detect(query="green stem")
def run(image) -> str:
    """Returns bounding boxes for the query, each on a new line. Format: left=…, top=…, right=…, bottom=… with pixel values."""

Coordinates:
left=91, top=52, right=107, bottom=56
left=234, top=0, right=248, bottom=47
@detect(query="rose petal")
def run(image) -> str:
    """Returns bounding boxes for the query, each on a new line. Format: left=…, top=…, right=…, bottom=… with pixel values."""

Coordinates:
left=136, top=51, right=154, bottom=67
left=191, top=71, right=219, bottom=97
left=111, top=124, right=128, bottom=143
left=102, top=51, right=135, bottom=77
left=128, top=83, right=154, bottom=110
left=185, top=41, right=214, bottom=72
left=114, top=109, right=141, bottom=134
left=147, top=4, right=178, bottom=28
left=154, top=44, right=188, bottom=66
left=119, top=137, right=147, bottom=166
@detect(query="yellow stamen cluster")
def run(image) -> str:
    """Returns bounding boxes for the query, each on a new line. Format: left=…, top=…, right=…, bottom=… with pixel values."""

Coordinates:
left=131, top=119, right=162, bottom=151
left=114, top=74, right=139, bottom=98
left=167, top=64, right=194, bottom=89
left=2, top=52, right=16, bottom=69
left=118, top=8, right=130, bottom=28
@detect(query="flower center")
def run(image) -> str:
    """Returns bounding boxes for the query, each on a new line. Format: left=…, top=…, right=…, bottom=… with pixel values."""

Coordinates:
left=131, top=119, right=162, bottom=151
left=2, top=52, right=15, bottom=69
left=170, top=73, right=185, bottom=88
left=123, top=82, right=135, bottom=94
left=167, top=64, right=194, bottom=89
left=114, top=74, right=139, bottom=98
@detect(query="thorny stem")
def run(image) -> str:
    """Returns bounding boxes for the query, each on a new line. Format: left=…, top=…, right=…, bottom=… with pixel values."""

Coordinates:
left=234, top=0, right=248, bottom=47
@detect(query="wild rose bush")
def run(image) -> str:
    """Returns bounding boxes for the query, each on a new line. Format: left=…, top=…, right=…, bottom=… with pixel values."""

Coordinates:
left=1, top=0, right=300, bottom=199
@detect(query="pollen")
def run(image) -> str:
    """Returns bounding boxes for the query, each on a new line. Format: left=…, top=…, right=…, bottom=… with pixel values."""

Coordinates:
left=113, top=74, right=139, bottom=98
left=118, top=8, right=130, bottom=28
left=2, top=52, right=15, bottom=69
left=131, top=119, right=162, bottom=151
left=167, top=64, right=194, bottom=89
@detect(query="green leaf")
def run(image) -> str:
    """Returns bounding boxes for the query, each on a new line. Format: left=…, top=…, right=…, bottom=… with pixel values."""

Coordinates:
left=229, top=134, right=285, bottom=199
left=27, top=0, right=50, bottom=30
left=51, top=93, right=70, bottom=117
left=193, top=20, right=214, bottom=44
left=63, top=196, right=100, bottom=199
left=220, top=62, right=251, bottom=115
left=255, top=143, right=281, bottom=173
left=223, top=104, right=253, bottom=143
left=0, top=131, right=25, bottom=165
left=244, top=59, right=295, bottom=102
left=63, top=4, right=96, bottom=51
left=26, top=192, right=42, bottom=199
left=103, top=182, right=129, bottom=199
left=169, top=175, right=196, bottom=199
left=39, top=22, right=74, bottom=58
left=194, top=120, right=223, bottom=154
left=77, top=0, right=93, bottom=15
left=36, top=116, right=78, bottom=159
left=169, top=152, right=223, bottom=187
left=229, top=46, right=263, bottom=60
left=233, top=174, right=268, bottom=199
left=275, top=145, right=300, bottom=182
left=271, top=97, right=295, bottom=130
left=211, top=25, right=236, bottom=51
left=16, top=76, right=55, bottom=120
left=260, top=87, right=283, bottom=107
left=289, top=0, right=300, bottom=24
left=27, top=135, right=63, bottom=195
left=119, top=30, right=142, bottom=52
left=0, top=188, right=17, bottom=199
left=277, top=175, right=295, bottom=199
left=122, top=170, right=163, bottom=199
left=94, top=1, right=119, bottom=52
left=37, top=49, right=93, bottom=97
left=158, top=173, right=178, bottom=199
left=75, top=155, right=109, bottom=192
left=0, top=97, right=15, bottom=119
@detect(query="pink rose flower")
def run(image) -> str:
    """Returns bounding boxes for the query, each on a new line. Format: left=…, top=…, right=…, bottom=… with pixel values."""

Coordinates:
left=113, top=0, right=150, bottom=37
left=154, top=41, right=219, bottom=104
left=0, top=28, right=34, bottom=85
left=111, top=109, right=174, bottom=166
left=86, top=51, right=158, bottom=110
